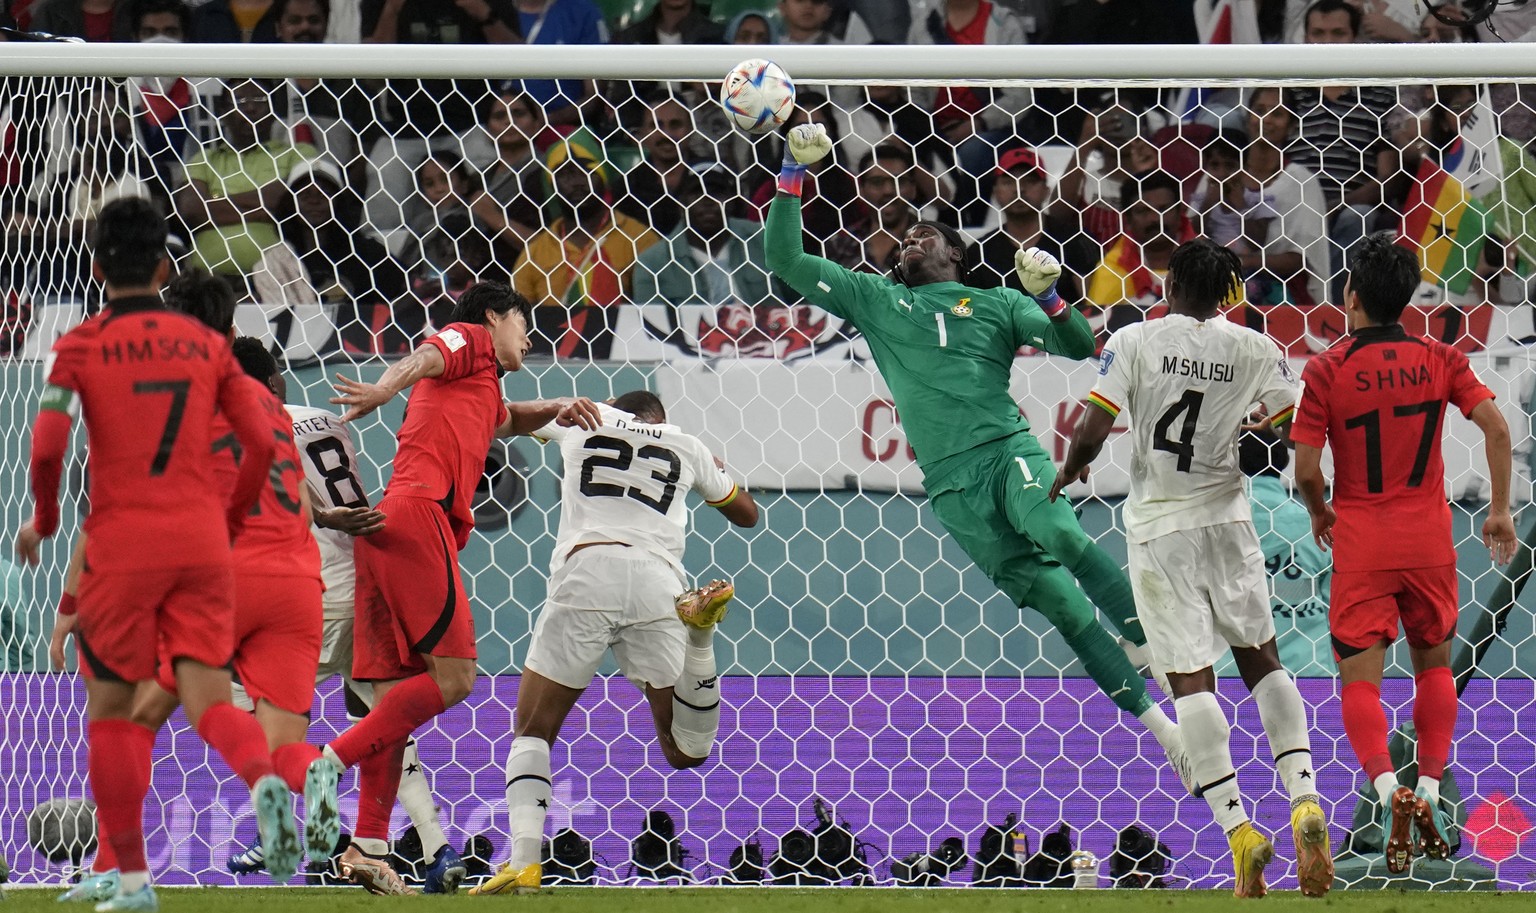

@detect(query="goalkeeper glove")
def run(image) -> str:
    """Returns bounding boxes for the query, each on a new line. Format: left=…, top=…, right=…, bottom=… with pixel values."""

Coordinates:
left=778, top=123, right=832, bottom=196
left=1015, top=246, right=1066, bottom=318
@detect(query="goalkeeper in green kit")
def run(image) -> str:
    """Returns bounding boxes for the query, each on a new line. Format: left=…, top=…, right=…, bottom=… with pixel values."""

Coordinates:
left=765, top=124, right=1190, bottom=784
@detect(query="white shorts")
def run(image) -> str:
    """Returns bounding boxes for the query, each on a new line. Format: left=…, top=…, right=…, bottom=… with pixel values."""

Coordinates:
left=1127, top=521, right=1276, bottom=675
left=233, top=612, right=370, bottom=712
left=524, top=545, right=687, bottom=692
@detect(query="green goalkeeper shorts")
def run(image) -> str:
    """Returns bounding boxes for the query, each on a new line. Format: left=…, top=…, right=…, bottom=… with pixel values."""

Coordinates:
left=925, top=432, right=1085, bottom=608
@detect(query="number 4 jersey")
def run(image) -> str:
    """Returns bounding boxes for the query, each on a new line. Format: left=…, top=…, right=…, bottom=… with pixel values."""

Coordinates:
left=1290, top=325, right=1494, bottom=572
left=538, top=403, right=740, bottom=579
left=1090, top=314, right=1297, bottom=544
left=289, top=404, right=368, bottom=615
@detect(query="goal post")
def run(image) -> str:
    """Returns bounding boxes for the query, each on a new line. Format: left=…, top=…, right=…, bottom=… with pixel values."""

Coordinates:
left=2, top=40, right=1535, bottom=892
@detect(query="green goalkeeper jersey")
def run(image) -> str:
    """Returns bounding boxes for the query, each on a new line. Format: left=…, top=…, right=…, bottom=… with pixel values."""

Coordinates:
left=765, top=195, right=1097, bottom=472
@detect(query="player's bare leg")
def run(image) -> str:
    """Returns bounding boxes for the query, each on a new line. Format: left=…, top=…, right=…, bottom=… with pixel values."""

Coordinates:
left=1337, top=642, right=1417, bottom=873
left=1408, top=641, right=1456, bottom=860
left=1168, top=667, right=1273, bottom=897
left=469, top=670, right=583, bottom=896
left=1232, top=641, right=1332, bottom=896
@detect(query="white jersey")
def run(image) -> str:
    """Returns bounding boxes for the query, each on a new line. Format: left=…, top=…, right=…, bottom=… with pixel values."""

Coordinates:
left=287, top=404, right=370, bottom=616
left=539, top=403, right=739, bottom=578
left=1090, top=313, right=1297, bottom=543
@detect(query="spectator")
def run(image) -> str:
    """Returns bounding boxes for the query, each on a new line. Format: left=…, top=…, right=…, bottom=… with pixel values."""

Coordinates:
left=189, top=0, right=280, bottom=40
left=906, top=0, right=1029, bottom=224
left=512, top=129, right=660, bottom=307
left=633, top=169, right=771, bottom=307
left=837, top=0, right=911, bottom=44
left=502, top=0, right=607, bottom=126
left=264, top=158, right=412, bottom=354
left=1085, top=170, right=1191, bottom=333
left=1233, top=87, right=1328, bottom=306
left=1421, top=1, right=1474, bottom=42
left=411, top=210, right=515, bottom=334
left=840, top=83, right=955, bottom=211
left=6, top=80, right=158, bottom=307
left=618, top=95, right=708, bottom=236
left=777, top=0, right=839, bottom=44
left=269, top=0, right=375, bottom=195
left=1283, top=0, right=1420, bottom=42
left=1053, top=96, right=1160, bottom=246
left=178, top=78, right=318, bottom=285
left=826, top=148, right=921, bottom=273
left=972, top=145, right=1093, bottom=301
left=1189, top=130, right=1246, bottom=249
left=612, top=0, right=721, bottom=43
left=132, top=0, right=186, bottom=38
left=124, top=0, right=199, bottom=186
left=749, top=91, right=857, bottom=254
left=360, top=0, right=519, bottom=236
left=724, top=7, right=774, bottom=42
left=398, top=150, right=478, bottom=266
left=26, top=0, right=133, bottom=40
left=1047, top=0, right=1196, bottom=44
left=467, top=90, right=550, bottom=256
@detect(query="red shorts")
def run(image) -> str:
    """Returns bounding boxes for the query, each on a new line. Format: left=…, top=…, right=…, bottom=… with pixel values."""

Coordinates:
left=353, top=495, right=476, bottom=682
left=76, top=562, right=235, bottom=683
left=1330, top=564, right=1459, bottom=659
left=154, top=573, right=323, bottom=715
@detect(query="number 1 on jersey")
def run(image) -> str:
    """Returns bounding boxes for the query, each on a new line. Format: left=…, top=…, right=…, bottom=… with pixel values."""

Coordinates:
left=935, top=312, right=948, bottom=348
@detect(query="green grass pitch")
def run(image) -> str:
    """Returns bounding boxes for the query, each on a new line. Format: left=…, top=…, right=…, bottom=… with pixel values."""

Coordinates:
left=6, top=888, right=1536, bottom=912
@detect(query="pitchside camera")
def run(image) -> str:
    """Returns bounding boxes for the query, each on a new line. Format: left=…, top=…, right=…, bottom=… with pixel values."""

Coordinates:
left=891, top=836, right=966, bottom=886
left=630, top=810, right=689, bottom=881
left=1107, top=824, right=1171, bottom=888
left=769, top=798, right=871, bottom=886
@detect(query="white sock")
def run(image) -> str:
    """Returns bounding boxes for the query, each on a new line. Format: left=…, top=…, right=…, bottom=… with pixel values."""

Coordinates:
left=505, top=736, right=552, bottom=869
left=1418, top=776, right=1441, bottom=806
left=1137, top=702, right=1182, bottom=752
left=398, top=737, right=448, bottom=864
left=322, top=744, right=344, bottom=770
left=1176, top=692, right=1248, bottom=833
left=1373, top=772, right=1399, bottom=807
left=1251, top=669, right=1319, bottom=804
left=118, top=872, right=149, bottom=893
left=671, top=633, right=720, bottom=760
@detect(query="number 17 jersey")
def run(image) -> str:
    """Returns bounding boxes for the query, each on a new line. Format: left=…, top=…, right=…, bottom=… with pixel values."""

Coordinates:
left=1090, top=314, right=1297, bottom=544
left=1290, top=325, right=1494, bottom=572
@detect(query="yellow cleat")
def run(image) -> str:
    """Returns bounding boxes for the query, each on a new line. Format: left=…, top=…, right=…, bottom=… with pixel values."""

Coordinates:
left=675, top=579, right=734, bottom=630
left=1229, top=822, right=1274, bottom=899
left=1291, top=799, right=1334, bottom=897
left=468, top=862, right=542, bottom=896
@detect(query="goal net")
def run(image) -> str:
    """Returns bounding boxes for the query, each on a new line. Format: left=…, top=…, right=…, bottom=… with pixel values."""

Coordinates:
left=3, top=40, right=1535, bottom=892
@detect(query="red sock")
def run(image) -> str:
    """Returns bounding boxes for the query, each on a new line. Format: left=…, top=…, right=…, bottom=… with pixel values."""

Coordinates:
left=353, top=739, right=407, bottom=842
left=1413, top=666, right=1458, bottom=780
left=88, top=719, right=153, bottom=874
left=92, top=808, right=115, bottom=873
left=195, top=702, right=275, bottom=788
left=272, top=742, right=323, bottom=793
left=1342, top=679, right=1393, bottom=781
left=329, top=674, right=446, bottom=768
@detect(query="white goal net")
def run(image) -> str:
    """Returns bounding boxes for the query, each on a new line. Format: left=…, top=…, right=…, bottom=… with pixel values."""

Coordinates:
left=3, top=41, right=1536, bottom=892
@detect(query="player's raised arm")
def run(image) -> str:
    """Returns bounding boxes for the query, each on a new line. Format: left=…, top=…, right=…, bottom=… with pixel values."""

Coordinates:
left=1010, top=248, right=1096, bottom=361
left=330, top=343, right=447, bottom=422
left=1470, top=399, right=1516, bottom=563
left=763, top=124, right=874, bottom=320
left=497, top=396, right=603, bottom=438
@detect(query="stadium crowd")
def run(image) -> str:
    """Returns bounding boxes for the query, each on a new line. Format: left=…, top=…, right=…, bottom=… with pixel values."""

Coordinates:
left=3, top=0, right=1536, bottom=357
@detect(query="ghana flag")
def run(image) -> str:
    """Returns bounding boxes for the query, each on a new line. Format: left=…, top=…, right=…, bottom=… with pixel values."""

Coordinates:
left=1398, top=88, right=1502, bottom=297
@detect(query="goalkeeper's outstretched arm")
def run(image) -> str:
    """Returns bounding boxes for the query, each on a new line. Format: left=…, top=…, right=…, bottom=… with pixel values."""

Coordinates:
left=764, top=125, right=873, bottom=320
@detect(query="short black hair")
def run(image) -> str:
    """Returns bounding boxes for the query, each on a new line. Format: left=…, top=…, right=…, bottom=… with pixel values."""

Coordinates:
left=893, top=220, right=971, bottom=285
left=1119, top=170, right=1181, bottom=210
left=1168, top=238, right=1241, bottom=311
left=92, top=196, right=167, bottom=287
left=448, top=280, right=533, bottom=327
left=272, top=0, right=328, bottom=23
left=1238, top=426, right=1289, bottom=478
left=164, top=268, right=237, bottom=333
left=1347, top=232, right=1420, bottom=326
left=1206, top=129, right=1248, bottom=162
left=611, top=390, right=665, bottom=423
left=129, top=0, right=190, bottom=34
left=231, top=336, right=280, bottom=385
left=1304, top=0, right=1360, bottom=37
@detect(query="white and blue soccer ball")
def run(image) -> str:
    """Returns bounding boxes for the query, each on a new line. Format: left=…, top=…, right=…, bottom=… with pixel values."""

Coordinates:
left=720, top=58, right=796, bottom=136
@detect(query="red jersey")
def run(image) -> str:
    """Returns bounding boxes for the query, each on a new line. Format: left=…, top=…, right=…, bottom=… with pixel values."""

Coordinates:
left=40, top=297, right=269, bottom=573
left=386, top=323, right=508, bottom=550
left=1291, top=324, right=1494, bottom=572
left=210, top=377, right=322, bottom=579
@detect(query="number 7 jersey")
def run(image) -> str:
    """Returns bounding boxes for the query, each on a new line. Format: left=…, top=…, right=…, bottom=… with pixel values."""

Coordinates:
left=538, top=403, right=740, bottom=578
left=1090, top=314, right=1298, bottom=544
left=1290, top=325, right=1494, bottom=572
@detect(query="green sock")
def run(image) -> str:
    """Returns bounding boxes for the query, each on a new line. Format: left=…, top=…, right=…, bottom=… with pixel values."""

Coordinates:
left=1069, top=542, right=1147, bottom=646
left=1063, top=622, right=1154, bottom=716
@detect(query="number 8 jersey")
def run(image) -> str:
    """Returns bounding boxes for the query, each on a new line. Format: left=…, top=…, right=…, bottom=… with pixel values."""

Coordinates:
left=538, top=403, right=740, bottom=579
left=1089, top=314, right=1297, bottom=544
left=288, top=404, right=369, bottom=614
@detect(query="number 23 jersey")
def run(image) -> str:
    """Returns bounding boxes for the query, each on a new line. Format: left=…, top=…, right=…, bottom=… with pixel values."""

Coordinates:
left=538, top=403, right=739, bottom=578
left=1090, top=314, right=1297, bottom=544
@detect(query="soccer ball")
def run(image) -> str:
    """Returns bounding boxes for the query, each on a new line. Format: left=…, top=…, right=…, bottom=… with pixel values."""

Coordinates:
left=720, top=59, right=796, bottom=136
left=26, top=798, right=97, bottom=864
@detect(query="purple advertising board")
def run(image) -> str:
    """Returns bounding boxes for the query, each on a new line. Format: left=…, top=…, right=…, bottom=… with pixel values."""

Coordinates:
left=3, top=674, right=1533, bottom=889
